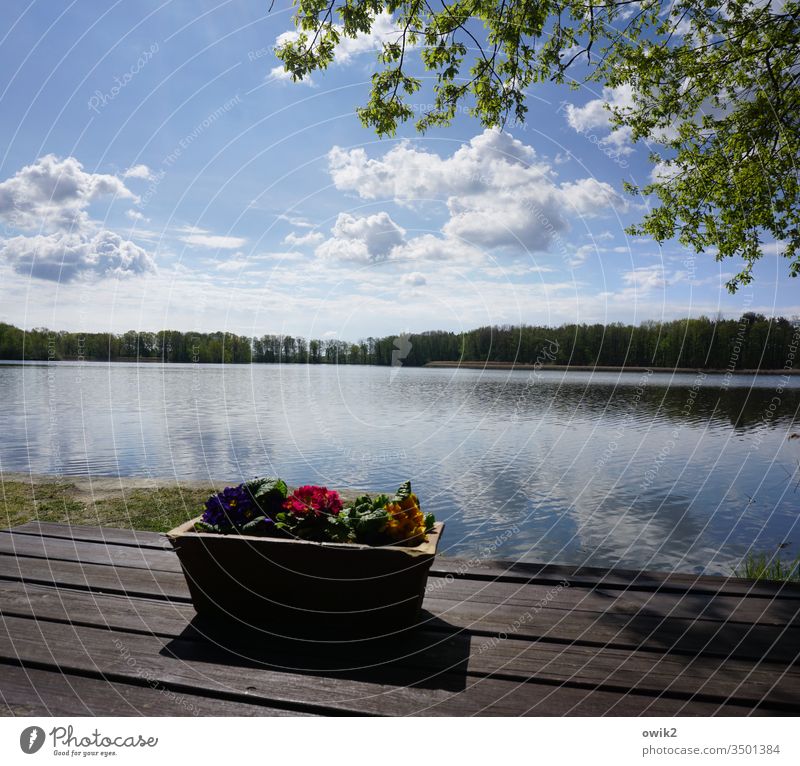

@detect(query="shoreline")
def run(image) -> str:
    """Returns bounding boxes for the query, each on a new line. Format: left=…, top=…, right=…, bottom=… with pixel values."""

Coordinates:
left=2, top=358, right=798, bottom=375
left=0, top=471, right=227, bottom=495
left=423, top=361, right=800, bottom=374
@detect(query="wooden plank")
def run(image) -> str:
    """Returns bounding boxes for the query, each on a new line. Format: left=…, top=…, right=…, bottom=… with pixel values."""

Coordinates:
left=0, top=552, right=191, bottom=601
left=432, top=557, right=800, bottom=599
left=0, top=533, right=179, bottom=572
left=423, top=576, right=800, bottom=627
left=3, top=549, right=797, bottom=631
left=2, top=581, right=799, bottom=711
left=457, top=632, right=800, bottom=708
left=423, top=597, right=800, bottom=665
left=3, top=580, right=797, bottom=667
left=0, top=581, right=194, bottom=636
left=0, top=615, right=780, bottom=715
left=12, top=523, right=799, bottom=600
left=0, top=664, right=314, bottom=717
left=5, top=522, right=169, bottom=550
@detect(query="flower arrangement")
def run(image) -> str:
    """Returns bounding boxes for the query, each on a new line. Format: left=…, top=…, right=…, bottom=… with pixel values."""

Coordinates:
left=194, top=478, right=435, bottom=547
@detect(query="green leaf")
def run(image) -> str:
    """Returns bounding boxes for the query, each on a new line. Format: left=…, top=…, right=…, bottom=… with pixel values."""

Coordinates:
left=326, top=514, right=356, bottom=543
left=245, top=477, right=288, bottom=516
left=240, top=516, right=274, bottom=535
left=353, top=509, right=389, bottom=544
left=393, top=481, right=412, bottom=501
left=193, top=520, right=221, bottom=534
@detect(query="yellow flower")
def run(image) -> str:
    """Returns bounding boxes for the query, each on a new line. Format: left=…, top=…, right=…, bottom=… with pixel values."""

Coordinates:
left=384, top=493, right=426, bottom=546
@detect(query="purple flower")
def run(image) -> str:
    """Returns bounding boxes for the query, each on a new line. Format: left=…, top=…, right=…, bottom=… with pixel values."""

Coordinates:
left=201, top=484, right=258, bottom=530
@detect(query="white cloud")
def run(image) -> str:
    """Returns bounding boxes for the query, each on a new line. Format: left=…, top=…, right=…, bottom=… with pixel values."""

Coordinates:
left=401, top=271, right=426, bottom=287
left=316, top=212, right=405, bottom=263
left=276, top=213, right=314, bottom=228
left=126, top=209, right=148, bottom=222
left=0, top=154, right=136, bottom=232
left=569, top=244, right=597, bottom=268
left=327, top=128, right=628, bottom=256
left=315, top=210, right=485, bottom=267
left=566, top=86, right=634, bottom=132
left=560, top=178, right=627, bottom=216
left=392, top=234, right=485, bottom=265
left=650, top=160, right=680, bottom=183
left=214, top=252, right=256, bottom=273
left=178, top=227, right=247, bottom=249
left=0, top=229, right=155, bottom=282
left=283, top=230, right=324, bottom=247
left=621, top=266, right=667, bottom=292
left=565, top=85, right=636, bottom=155
left=123, top=164, right=153, bottom=180
left=0, top=155, right=154, bottom=282
left=275, top=11, right=402, bottom=69
left=268, top=66, right=316, bottom=87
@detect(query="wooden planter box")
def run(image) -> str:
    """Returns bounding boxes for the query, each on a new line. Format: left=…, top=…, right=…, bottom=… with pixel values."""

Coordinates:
left=167, top=518, right=445, bottom=638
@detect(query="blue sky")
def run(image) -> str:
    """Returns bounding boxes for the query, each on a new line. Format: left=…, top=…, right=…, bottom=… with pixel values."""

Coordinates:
left=0, top=1, right=796, bottom=340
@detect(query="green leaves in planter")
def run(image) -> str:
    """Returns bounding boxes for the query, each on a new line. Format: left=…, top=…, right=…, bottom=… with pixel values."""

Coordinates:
left=394, top=481, right=412, bottom=501
left=352, top=509, right=390, bottom=545
left=193, top=520, right=221, bottom=534
left=245, top=476, right=288, bottom=516
left=240, top=516, right=275, bottom=535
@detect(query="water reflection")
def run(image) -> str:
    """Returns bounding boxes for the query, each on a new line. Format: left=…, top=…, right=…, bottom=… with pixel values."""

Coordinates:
left=1, top=361, right=798, bottom=575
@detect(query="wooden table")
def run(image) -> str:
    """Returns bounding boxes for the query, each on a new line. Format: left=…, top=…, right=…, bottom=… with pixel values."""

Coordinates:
left=1, top=522, right=799, bottom=716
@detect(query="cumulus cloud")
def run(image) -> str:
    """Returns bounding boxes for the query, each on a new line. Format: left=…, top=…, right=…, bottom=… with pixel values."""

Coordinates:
left=283, top=230, right=324, bottom=247
left=315, top=211, right=485, bottom=267
left=392, top=233, right=484, bottom=264
left=0, top=154, right=137, bottom=232
left=566, top=86, right=634, bottom=132
left=565, top=85, right=636, bottom=155
left=122, top=164, right=153, bottom=180
left=327, top=128, right=627, bottom=255
left=316, top=212, right=405, bottom=262
left=0, top=229, right=155, bottom=282
left=275, top=11, right=402, bottom=69
left=0, top=155, right=155, bottom=281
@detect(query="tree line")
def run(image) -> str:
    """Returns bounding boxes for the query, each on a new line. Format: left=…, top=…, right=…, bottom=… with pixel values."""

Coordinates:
left=1, top=314, right=798, bottom=370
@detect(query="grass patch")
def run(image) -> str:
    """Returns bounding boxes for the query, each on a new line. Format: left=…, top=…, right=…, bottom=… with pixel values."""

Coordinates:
left=1, top=480, right=214, bottom=532
left=734, top=551, right=800, bottom=583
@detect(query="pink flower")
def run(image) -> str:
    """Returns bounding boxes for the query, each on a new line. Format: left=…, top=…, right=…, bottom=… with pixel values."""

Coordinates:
left=283, top=485, right=343, bottom=518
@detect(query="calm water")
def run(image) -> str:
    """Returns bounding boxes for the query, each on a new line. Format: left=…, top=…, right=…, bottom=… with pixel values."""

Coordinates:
left=2, top=361, right=799, bottom=575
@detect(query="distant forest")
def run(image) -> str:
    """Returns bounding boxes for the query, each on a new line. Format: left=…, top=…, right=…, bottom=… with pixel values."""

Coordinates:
left=1, top=314, right=798, bottom=370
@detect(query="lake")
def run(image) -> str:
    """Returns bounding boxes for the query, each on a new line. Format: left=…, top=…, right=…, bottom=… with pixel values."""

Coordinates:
left=2, top=360, right=799, bottom=575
